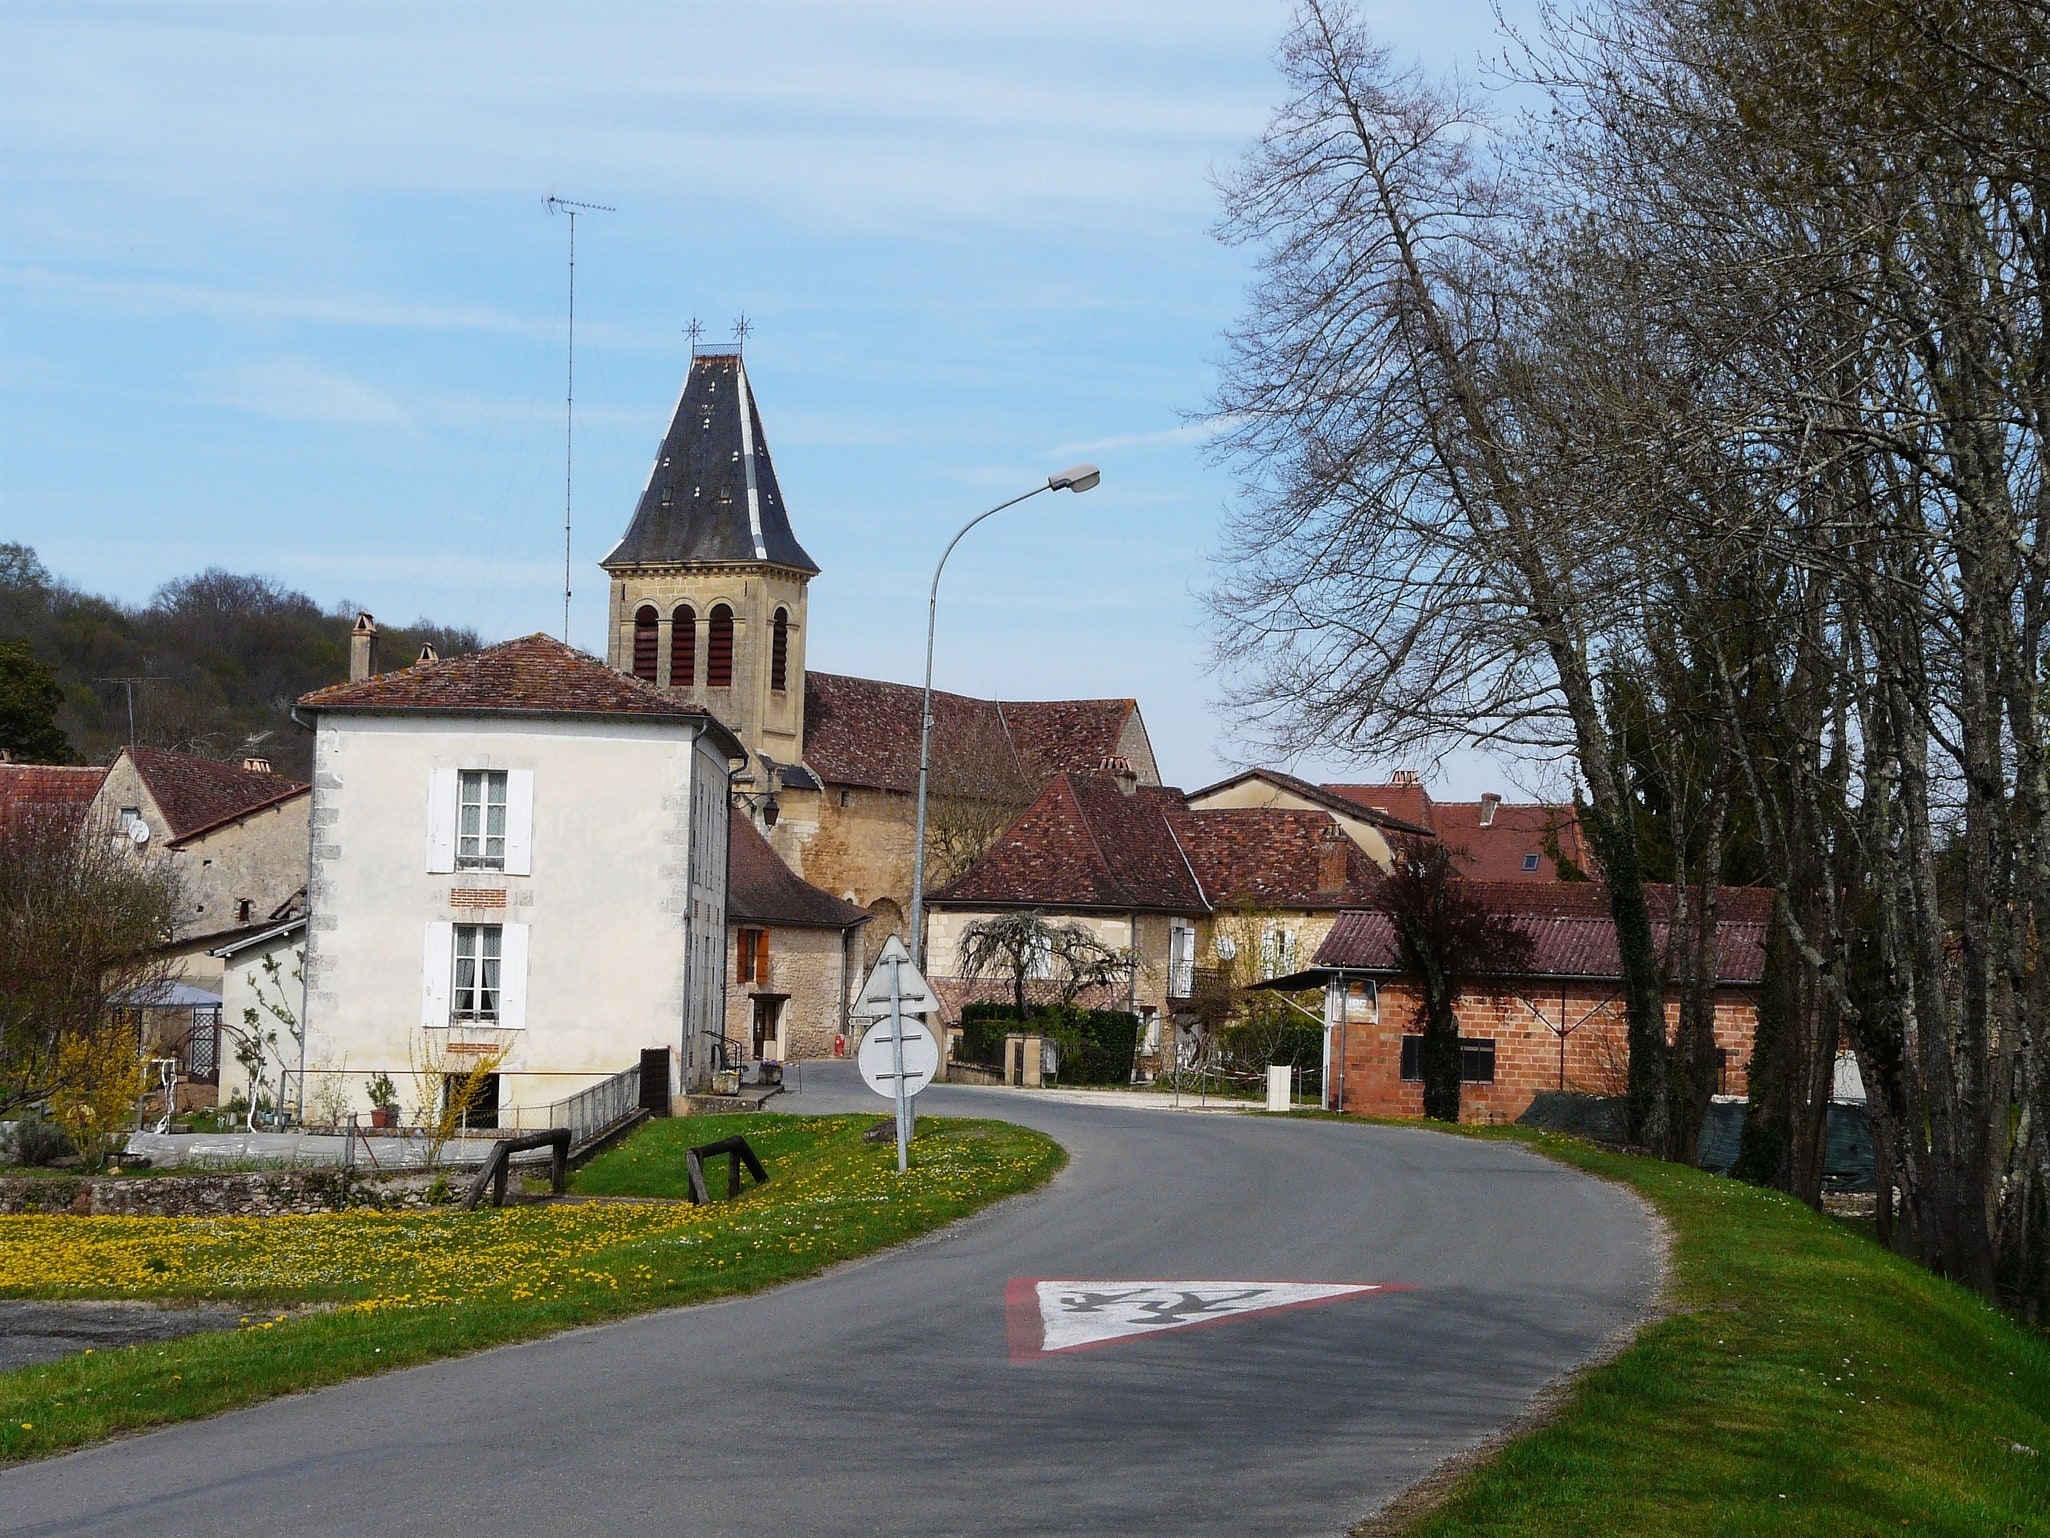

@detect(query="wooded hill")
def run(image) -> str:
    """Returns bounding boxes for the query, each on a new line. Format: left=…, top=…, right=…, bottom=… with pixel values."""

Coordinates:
left=0, top=543, right=479, bottom=780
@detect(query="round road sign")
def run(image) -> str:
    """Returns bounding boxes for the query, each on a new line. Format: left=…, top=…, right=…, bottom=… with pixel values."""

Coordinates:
left=857, top=1014, right=940, bottom=1099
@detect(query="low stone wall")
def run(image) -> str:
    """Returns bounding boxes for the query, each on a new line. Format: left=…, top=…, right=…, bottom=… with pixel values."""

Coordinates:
left=0, top=1168, right=460, bottom=1217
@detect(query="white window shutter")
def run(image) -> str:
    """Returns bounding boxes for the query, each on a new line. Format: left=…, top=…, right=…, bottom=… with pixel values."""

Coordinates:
left=425, top=768, right=458, bottom=873
left=498, top=922, right=530, bottom=1029
left=421, top=921, right=454, bottom=1030
left=503, top=770, right=535, bottom=876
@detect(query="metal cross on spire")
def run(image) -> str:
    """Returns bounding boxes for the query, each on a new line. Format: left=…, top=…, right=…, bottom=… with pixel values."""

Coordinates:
left=732, top=313, right=752, bottom=345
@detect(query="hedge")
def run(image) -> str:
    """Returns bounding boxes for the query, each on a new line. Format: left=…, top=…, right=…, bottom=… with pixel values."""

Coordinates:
left=958, top=1002, right=1142, bottom=1086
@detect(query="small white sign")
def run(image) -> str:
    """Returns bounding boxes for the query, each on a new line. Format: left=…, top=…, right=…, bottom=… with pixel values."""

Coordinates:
left=851, top=934, right=940, bottom=1018
left=857, top=1014, right=940, bottom=1099
left=1007, top=1279, right=1391, bottom=1358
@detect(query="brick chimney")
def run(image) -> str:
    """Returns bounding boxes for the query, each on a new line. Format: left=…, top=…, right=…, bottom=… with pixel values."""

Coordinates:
left=1317, top=826, right=1349, bottom=892
left=1098, top=755, right=1139, bottom=796
left=242, top=756, right=273, bottom=775
left=1391, top=768, right=1421, bottom=787
left=349, top=612, right=379, bottom=682
left=1479, top=792, right=1502, bottom=827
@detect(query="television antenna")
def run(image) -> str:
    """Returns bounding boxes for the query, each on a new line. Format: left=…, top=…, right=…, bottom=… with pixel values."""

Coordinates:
left=544, top=195, right=616, bottom=645
left=96, top=675, right=166, bottom=748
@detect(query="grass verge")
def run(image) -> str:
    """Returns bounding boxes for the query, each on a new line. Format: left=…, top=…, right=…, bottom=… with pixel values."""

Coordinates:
left=0, top=1112, right=1060, bottom=1464
left=1373, top=1126, right=2050, bottom=1538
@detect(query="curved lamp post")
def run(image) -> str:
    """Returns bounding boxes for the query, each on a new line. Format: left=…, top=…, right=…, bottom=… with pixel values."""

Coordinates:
left=907, top=463, right=1102, bottom=967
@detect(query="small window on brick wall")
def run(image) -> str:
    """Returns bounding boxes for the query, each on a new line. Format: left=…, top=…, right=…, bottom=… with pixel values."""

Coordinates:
left=632, top=606, right=659, bottom=682
left=1399, top=1036, right=1497, bottom=1083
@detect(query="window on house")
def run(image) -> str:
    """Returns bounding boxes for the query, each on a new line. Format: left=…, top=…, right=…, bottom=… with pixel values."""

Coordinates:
left=660, top=486, right=674, bottom=509
left=457, top=770, right=508, bottom=870
left=671, top=604, right=696, bottom=687
left=237, top=899, right=253, bottom=924
left=771, top=608, right=790, bottom=692
left=1258, top=927, right=1297, bottom=979
left=838, top=789, right=851, bottom=808
left=1521, top=853, right=1541, bottom=873
left=632, top=606, right=659, bottom=682
left=1399, top=1037, right=1498, bottom=1082
left=707, top=604, right=734, bottom=687
left=451, top=925, right=503, bottom=1019
left=736, top=927, right=769, bottom=984
left=443, top=1072, right=500, bottom=1130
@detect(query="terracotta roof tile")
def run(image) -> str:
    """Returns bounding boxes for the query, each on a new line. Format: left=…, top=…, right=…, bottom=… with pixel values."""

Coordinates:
left=1172, top=808, right=1383, bottom=910
left=727, top=809, right=870, bottom=929
left=929, top=773, right=1206, bottom=913
left=1192, top=769, right=1435, bottom=836
left=0, top=764, right=105, bottom=817
left=802, top=672, right=1142, bottom=795
left=1323, top=784, right=1594, bottom=880
left=127, top=749, right=307, bottom=844
left=300, top=634, right=735, bottom=741
left=1313, top=883, right=1773, bottom=985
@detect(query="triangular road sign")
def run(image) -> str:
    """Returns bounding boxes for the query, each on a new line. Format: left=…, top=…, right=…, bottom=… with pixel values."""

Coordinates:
left=1006, top=1278, right=1402, bottom=1360
left=853, top=934, right=940, bottom=1017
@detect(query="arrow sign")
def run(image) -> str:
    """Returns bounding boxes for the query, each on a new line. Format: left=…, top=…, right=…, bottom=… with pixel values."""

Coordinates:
left=852, top=934, right=940, bottom=1018
left=1005, top=1278, right=1402, bottom=1359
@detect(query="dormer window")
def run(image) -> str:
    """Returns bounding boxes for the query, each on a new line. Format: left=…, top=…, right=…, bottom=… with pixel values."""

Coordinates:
left=660, top=487, right=674, bottom=509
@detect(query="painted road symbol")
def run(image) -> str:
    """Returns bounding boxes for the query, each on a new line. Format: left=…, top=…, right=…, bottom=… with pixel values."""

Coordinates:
left=1006, top=1278, right=1402, bottom=1359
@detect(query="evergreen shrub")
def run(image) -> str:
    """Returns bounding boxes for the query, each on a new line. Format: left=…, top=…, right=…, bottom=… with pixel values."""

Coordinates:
left=957, top=1003, right=1141, bottom=1086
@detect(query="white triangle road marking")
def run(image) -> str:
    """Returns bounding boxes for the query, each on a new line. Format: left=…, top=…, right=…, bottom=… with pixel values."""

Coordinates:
left=1006, top=1278, right=1403, bottom=1359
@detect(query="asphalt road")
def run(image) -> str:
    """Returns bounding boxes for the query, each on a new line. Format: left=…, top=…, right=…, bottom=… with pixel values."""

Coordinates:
left=2, top=1064, right=1659, bottom=1537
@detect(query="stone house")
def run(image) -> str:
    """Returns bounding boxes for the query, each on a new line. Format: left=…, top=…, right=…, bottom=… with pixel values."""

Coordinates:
left=90, top=746, right=311, bottom=986
left=295, top=634, right=740, bottom=1121
left=597, top=343, right=1162, bottom=967
left=725, top=807, right=869, bottom=1068
left=925, top=764, right=1408, bottom=1066
left=1297, top=882, right=1769, bottom=1123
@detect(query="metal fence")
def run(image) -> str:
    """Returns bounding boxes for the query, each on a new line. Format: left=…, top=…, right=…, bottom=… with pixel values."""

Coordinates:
left=528, top=1063, right=642, bottom=1146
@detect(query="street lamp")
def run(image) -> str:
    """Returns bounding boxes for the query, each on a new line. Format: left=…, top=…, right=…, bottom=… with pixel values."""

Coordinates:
left=907, top=464, right=1102, bottom=966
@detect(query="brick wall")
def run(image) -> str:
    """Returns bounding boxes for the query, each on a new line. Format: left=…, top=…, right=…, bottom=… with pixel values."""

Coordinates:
left=1332, top=979, right=1758, bottom=1123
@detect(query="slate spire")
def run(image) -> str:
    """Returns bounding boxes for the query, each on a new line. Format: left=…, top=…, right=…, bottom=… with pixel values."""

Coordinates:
left=601, top=348, right=818, bottom=574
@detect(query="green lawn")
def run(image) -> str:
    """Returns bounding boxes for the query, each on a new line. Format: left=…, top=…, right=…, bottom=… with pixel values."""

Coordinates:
left=0, top=1113, right=1060, bottom=1463
left=1385, top=1128, right=2050, bottom=1538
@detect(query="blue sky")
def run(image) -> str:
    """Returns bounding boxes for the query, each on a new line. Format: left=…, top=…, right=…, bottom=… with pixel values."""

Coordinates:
left=1, top=0, right=1543, bottom=794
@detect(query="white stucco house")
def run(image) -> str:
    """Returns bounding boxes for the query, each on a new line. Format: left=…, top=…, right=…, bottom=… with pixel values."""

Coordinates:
left=294, top=634, right=740, bottom=1124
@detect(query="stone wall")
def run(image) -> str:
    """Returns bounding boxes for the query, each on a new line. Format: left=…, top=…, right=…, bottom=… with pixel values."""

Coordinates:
left=1332, top=980, right=1759, bottom=1123
left=0, top=1167, right=463, bottom=1217
left=724, top=921, right=853, bottom=1061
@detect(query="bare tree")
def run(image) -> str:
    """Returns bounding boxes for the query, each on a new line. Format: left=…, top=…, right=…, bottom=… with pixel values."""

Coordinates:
left=954, top=911, right=1132, bottom=1025
left=0, top=805, right=181, bottom=1118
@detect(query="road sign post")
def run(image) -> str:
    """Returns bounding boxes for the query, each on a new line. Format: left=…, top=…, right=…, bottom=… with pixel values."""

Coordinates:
left=854, top=936, right=940, bottom=1174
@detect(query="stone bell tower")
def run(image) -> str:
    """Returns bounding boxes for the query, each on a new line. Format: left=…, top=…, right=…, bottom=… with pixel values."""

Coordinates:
left=601, top=344, right=818, bottom=774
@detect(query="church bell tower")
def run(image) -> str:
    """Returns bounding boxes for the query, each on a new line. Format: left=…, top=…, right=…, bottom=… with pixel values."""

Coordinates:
left=601, top=344, right=817, bottom=774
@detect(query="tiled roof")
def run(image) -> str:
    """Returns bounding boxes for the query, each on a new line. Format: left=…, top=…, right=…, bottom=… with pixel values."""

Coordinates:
left=1000, top=699, right=1139, bottom=783
left=1322, top=783, right=1591, bottom=880
left=1173, top=808, right=1383, bottom=910
left=727, top=809, right=870, bottom=929
left=0, top=764, right=105, bottom=826
left=601, top=352, right=818, bottom=574
left=299, top=635, right=737, bottom=743
left=1313, top=883, right=1773, bottom=985
left=128, top=749, right=307, bottom=845
left=1190, top=768, right=1437, bottom=837
left=929, top=773, right=1207, bottom=913
left=802, top=672, right=1144, bottom=795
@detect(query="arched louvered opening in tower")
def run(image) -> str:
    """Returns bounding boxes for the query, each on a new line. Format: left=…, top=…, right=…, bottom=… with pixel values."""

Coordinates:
left=771, top=608, right=790, bottom=692
left=632, top=606, right=659, bottom=682
left=670, top=604, right=696, bottom=688
left=707, top=604, right=735, bottom=688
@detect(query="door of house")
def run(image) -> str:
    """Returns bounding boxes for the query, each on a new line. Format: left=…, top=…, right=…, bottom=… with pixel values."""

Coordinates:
left=751, top=996, right=784, bottom=1061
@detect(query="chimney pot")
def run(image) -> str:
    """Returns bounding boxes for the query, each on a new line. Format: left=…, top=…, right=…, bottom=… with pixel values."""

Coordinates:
left=349, top=612, right=379, bottom=683
left=1479, top=792, right=1502, bottom=827
left=416, top=643, right=439, bottom=666
left=241, top=756, right=272, bottom=775
left=1392, top=769, right=1420, bottom=787
left=1098, top=755, right=1138, bottom=795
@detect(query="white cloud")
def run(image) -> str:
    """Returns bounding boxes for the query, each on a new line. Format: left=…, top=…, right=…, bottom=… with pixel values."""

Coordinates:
left=202, top=360, right=409, bottom=427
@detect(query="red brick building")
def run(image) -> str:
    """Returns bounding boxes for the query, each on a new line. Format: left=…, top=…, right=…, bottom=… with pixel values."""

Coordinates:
left=1302, top=883, right=1771, bottom=1123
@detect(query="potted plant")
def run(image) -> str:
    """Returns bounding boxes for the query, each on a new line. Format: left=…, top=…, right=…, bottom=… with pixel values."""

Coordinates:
left=365, top=1073, right=400, bottom=1130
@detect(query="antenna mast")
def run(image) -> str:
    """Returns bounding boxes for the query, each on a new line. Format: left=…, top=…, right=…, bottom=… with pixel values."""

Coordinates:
left=544, top=195, right=616, bottom=645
